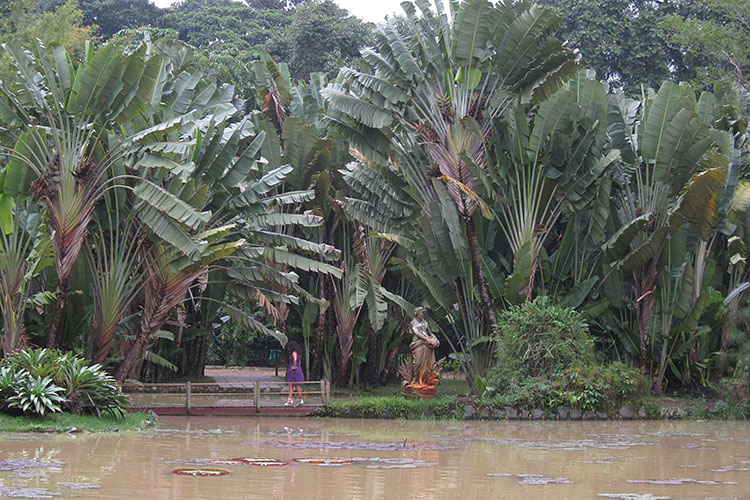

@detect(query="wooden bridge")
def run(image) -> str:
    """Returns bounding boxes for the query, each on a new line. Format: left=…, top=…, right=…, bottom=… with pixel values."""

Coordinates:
left=123, top=380, right=330, bottom=416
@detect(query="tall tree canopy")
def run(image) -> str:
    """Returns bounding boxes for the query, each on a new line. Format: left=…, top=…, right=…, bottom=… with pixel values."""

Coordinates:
left=42, top=0, right=165, bottom=38
left=0, top=0, right=94, bottom=84
left=540, top=0, right=712, bottom=92
left=266, top=0, right=373, bottom=80
left=664, top=0, right=750, bottom=92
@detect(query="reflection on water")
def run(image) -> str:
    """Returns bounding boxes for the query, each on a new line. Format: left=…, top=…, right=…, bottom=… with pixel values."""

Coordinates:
left=0, top=418, right=748, bottom=499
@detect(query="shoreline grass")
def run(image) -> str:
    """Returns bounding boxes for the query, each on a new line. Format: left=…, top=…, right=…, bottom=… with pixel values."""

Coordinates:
left=0, top=412, right=155, bottom=433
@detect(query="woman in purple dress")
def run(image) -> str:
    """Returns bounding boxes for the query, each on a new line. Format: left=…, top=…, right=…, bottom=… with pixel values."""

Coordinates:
left=284, top=340, right=304, bottom=406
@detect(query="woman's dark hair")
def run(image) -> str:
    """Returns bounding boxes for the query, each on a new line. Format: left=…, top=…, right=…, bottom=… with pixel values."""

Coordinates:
left=287, top=340, right=302, bottom=355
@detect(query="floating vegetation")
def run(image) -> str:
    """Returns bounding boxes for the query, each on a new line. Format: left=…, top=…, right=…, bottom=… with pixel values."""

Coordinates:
left=241, top=440, right=455, bottom=451
left=710, top=464, right=750, bottom=472
left=293, top=458, right=354, bottom=466
left=232, top=458, right=288, bottom=466
left=172, top=468, right=230, bottom=477
left=206, top=459, right=247, bottom=466
left=0, top=460, right=62, bottom=473
left=488, top=472, right=572, bottom=485
left=703, top=437, right=750, bottom=444
left=148, top=429, right=237, bottom=437
left=0, top=487, right=59, bottom=498
left=627, top=478, right=738, bottom=485
left=646, top=432, right=708, bottom=438
left=354, top=458, right=435, bottom=469
left=597, top=495, right=670, bottom=500
left=477, top=434, right=655, bottom=451
left=57, top=483, right=100, bottom=490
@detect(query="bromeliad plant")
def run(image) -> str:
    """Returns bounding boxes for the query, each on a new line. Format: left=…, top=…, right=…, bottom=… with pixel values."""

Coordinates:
left=0, top=348, right=127, bottom=416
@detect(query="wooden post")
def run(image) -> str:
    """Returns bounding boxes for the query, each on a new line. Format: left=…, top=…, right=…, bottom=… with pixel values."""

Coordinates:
left=324, top=380, right=330, bottom=406
left=254, top=380, right=260, bottom=414
left=320, top=380, right=325, bottom=405
left=186, top=381, right=191, bottom=415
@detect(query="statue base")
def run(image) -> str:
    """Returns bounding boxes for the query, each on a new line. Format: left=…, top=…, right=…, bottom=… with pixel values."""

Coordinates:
left=403, top=384, right=438, bottom=399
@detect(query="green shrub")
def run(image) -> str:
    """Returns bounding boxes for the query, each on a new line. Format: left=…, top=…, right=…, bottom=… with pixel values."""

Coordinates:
left=318, top=396, right=462, bottom=419
left=488, top=298, right=648, bottom=413
left=494, top=296, right=593, bottom=380
left=553, top=362, right=647, bottom=412
left=1, top=349, right=128, bottom=417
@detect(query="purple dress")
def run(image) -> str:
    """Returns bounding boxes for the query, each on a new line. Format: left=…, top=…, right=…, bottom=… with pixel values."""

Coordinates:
left=287, top=353, right=304, bottom=383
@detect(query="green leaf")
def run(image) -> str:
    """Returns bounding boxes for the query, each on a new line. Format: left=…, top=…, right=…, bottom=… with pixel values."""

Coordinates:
left=0, top=194, right=14, bottom=234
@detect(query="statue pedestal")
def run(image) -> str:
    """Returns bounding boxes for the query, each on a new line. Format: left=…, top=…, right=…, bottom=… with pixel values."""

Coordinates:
left=404, top=384, right=438, bottom=399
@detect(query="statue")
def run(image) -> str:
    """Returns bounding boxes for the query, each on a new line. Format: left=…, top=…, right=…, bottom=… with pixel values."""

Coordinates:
left=399, top=307, right=442, bottom=398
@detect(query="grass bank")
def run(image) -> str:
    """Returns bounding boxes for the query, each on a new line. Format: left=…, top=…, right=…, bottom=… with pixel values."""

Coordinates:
left=316, top=381, right=748, bottom=420
left=0, top=412, right=156, bottom=433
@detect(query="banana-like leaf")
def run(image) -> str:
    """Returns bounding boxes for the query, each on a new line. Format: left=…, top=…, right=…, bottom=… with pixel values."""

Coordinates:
left=222, top=304, right=287, bottom=346
left=261, top=247, right=342, bottom=278
left=134, top=181, right=210, bottom=230
left=675, top=164, right=726, bottom=240
left=142, top=350, right=178, bottom=372
left=563, top=277, right=598, bottom=309
left=620, top=226, right=670, bottom=272
left=320, top=85, right=392, bottom=129
left=602, top=213, right=652, bottom=262
left=4, top=129, right=45, bottom=196
left=136, top=204, right=207, bottom=258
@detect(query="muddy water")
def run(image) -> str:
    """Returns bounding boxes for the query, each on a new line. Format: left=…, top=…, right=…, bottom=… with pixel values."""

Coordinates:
left=1, top=418, right=748, bottom=500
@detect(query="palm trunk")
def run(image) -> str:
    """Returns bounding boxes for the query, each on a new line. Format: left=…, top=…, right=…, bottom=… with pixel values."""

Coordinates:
left=47, top=279, right=69, bottom=348
left=311, top=277, right=328, bottom=380
left=634, top=263, right=657, bottom=386
left=364, top=327, right=379, bottom=386
left=464, top=217, right=497, bottom=328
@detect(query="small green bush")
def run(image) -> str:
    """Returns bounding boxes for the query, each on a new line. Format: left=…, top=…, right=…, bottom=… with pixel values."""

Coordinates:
left=494, top=296, right=594, bottom=381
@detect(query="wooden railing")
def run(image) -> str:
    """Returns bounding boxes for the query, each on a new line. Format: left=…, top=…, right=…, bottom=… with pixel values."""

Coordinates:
left=122, top=380, right=330, bottom=415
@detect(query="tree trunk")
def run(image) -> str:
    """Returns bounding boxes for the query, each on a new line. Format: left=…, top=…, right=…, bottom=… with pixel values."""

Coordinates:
left=335, top=345, right=350, bottom=387
left=46, top=279, right=69, bottom=349
left=634, top=263, right=657, bottom=387
left=364, top=326, right=379, bottom=386
left=464, top=217, right=497, bottom=329
left=311, top=277, right=328, bottom=380
left=115, top=331, right=148, bottom=382
left=380, top=319, right=406, bottom=385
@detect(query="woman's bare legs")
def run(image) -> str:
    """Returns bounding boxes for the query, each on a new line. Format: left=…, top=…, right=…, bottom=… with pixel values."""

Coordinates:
left=286, top=383, right=293, bottom=405
left=295, top=384, right=304, bottom=405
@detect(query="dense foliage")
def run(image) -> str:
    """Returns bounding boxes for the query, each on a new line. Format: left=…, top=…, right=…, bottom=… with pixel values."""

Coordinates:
left=0, top=348, right=127, bottom=416
left=488, top=298, right=646, bottom=412
left=0, top=0, right=748, bottom=415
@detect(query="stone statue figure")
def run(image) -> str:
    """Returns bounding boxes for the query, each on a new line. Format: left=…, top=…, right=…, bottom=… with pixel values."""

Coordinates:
left=399, top=307, right=442, bottom=398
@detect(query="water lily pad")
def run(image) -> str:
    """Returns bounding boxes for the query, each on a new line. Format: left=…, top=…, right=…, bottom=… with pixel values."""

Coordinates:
left=627, top=478, right=738, bottom=485
left=0, top=487, right=59, bottom=498
left=57, top=483, right=100, bottom=490
left=488, top=472, right=572, bottom=485
left=232, top=458, right=288, bottom=466
left=172, top=468, right=230, bottom=476
left=0, top=460, right=62, bottom=472
left=598, top=495, right=670, bottom=500
left=242, top=440, right=454, bottom=451
left=206, top=459, right=247, bottom=466
left=293, top=458, right=354, bottom=465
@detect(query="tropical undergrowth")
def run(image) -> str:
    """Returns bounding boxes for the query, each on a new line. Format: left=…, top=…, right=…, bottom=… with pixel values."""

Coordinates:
left=0, top=348, right=128, bottom=417
left=486, top=297, right=648, bottom=413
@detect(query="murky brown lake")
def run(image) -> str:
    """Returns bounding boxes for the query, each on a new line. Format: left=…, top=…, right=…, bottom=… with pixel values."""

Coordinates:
left=1, top=417, right=748, bottom=499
